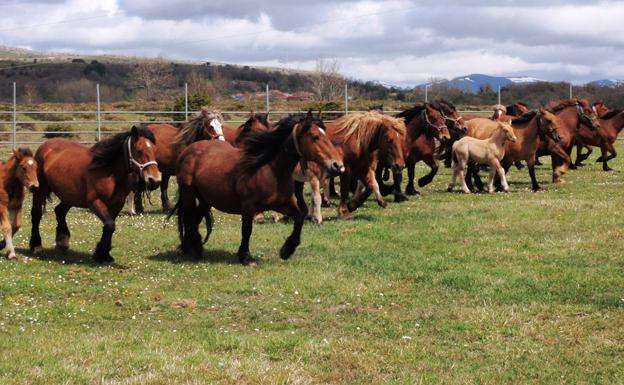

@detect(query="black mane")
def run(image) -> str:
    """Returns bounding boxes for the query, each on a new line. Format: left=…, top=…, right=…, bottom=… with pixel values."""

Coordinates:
left=434, top=99, right=457, bottom=112
left=395, top=104, right=427, bottom=123
left=90, top=127, right=156, bottom=170
left=237, top=115, right=320, bottom=175
left=16, top=148, right=33, bottom=157
left=601, top=109, right=623, bottom=120
left=511, top=110, right=537, bottom=125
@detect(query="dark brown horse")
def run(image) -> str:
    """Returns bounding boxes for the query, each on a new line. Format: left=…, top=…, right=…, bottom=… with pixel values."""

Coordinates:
left=536, top=99, right=599, bottom=182
left=396, top=103, right=450, bottom=196
left=0, top=149, right=39, bottom=260
left=323, top=112, right=406, bottom=219
left=129, top=110, right=271, bottom=214
left=174, top=113, right=343, bottom=265
left=30, top=126, right=161, bottom=263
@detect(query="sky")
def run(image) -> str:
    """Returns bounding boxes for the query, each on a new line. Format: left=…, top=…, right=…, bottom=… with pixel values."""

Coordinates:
left=1, top=0, right=623, bottom=86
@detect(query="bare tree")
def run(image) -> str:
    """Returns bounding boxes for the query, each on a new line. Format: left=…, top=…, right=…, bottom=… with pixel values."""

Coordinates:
left=130, top=62, right=175, bottom=100
left=187, top=69, right=219, bottom=100
left=22, top=83, right=39, bottom=104
left=312, top=57, right=346, bottom=101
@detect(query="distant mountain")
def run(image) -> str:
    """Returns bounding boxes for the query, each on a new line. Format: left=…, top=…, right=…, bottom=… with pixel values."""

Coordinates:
left=587, top=79, right=624, bottom=88
left=417, top=74, right=546, bottom=93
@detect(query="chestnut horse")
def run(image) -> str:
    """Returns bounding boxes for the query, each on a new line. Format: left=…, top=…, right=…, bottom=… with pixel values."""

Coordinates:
left=575, top=105, right=624, bottom=171
left=536, top=99, right=599, bottom=183
left=395, top=103, right=450, bottom=196
left=174, top=113, right=343, bottom=265
left=30, top=126, right=161, bottom=263
left=465, top=109, right=563, bottom=191
left=323, top=112, right=406, bottom=219
left=0, top=149, right=39, bottom=260
left=129, top=110, right=271, bottom=214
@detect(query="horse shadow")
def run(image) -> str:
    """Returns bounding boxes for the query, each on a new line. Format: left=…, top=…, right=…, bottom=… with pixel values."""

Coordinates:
left=16, top=247, right=96, bottom=265
left=147, top=248, right=239, bottom=265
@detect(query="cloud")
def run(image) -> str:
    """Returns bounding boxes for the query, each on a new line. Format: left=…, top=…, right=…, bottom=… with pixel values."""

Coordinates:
left=0, top=0, right=622, bottom=85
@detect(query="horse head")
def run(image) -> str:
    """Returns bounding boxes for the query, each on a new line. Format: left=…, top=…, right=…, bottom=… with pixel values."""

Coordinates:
left=423, top=103, right=450, bottom=142
left=129, top=126, right=161, bottom=191
left=378, top=115, right=407, bottom=172
left=497, top=122, right=517, bottom=143
left=433, top=99, right=466, bottom=136
left=295, top=111, right=344, bottom=176
left=537, top=108, right=563, bottom=143
left=13, top=148, right=38, bottom=192
left=593, top=101, right=610, bottom=118
left=576, top=99, right=600, bottom=131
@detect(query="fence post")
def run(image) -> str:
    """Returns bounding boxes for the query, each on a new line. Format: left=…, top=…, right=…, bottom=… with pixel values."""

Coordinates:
left=344, top=83, right=348, bottom=115
left=425, top=84, right=429, bottom=103
left=12, top=82, right=16, bottom=149
left=184, top=82, right=189, bottom=120
left=569, top=81, right=573, bottom=99
left=96, top=83, right=101, bottom=141
left=497, top=86, right=501, bottom=105
left=266, top=84, right=270, bottom=113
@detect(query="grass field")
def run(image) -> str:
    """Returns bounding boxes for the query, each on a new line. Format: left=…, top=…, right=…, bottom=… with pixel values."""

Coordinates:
left=0, top=145, right=623, bottom=384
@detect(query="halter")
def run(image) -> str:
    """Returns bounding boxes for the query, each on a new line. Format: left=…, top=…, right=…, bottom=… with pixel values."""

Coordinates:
left=441, top=111, right=465, bottom=131
left=291, top=123, right=308, bottom=174
left=536, top=113, right=560, bottom=143
left=576, top=103, right=598, bottom=131
left=126, top=137, right=158, bottom=176
left=421, top=109, right=448, bottom=137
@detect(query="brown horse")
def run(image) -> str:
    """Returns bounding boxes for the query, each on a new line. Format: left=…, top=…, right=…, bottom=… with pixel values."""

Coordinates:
left=574, top=105, right=624, bottom=171
left=30, top=126, right=161, bottom=263
left=506, top=102, right=530, bottom=117
left=174, top=112, right=343, bottom=265
left=536, top=99, right=599, bottom=182
left=0, top=149, right=39, bottom=260
left=395, top=103, right=450, bottom=196
left=129, top=110, right=271, bottom=214
left=323, top=112, right=406, bottom=219
left=465, top=109, right=563, bottom=191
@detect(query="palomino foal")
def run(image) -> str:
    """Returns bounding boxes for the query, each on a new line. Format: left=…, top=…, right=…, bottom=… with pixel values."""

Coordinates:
left=448, top=122, right=517, bottom=193
left=0, top=149, right=39, bottom=259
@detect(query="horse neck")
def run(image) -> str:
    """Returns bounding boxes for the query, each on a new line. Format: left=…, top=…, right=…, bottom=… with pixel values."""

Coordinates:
left=555, top=107, right=579, bottom=132
left=516, top=116, right=538, bottom=141
left=268, top=133, right=301, bottom=182
left=606, top=113, right=624, bottom=135
left=406, top=116, right=426, bottom=141
left=489, top=129, right=508, bottom=147
left=1, top=158, right=23, bottom=200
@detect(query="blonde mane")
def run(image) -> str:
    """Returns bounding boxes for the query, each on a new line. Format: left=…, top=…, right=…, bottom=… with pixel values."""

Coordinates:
left=175, top=108, right=224, bottom=146
left=332, top=112, right=406, bottom=149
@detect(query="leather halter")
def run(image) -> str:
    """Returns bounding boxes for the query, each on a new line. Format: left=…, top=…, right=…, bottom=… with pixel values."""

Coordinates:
left=421, top=109, right=448, bottom=137
left=536, top=112, right=561, bottom=143
left=125, top=137, right=158, bottom=176
left=576, top=103, right=598, bottom=130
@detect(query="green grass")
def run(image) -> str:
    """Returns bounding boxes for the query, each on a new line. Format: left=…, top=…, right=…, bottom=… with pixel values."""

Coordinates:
left=0, top=145, right=623, bottom=384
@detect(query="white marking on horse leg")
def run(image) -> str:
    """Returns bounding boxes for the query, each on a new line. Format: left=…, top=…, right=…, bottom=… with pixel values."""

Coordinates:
left=125, top=192, right=136, bottom=215
left=448, top=165, right=458, bottom=191
left=372, top=179, right=384, bottom=204
left=1, top=216, right=15, bottom=260
left=499, top=168, right=509, bottom=191
left=310, top=178, right=322, bottom=224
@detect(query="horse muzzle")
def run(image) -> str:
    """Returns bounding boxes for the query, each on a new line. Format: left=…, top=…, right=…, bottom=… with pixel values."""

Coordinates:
left=28, top=183, right=39, bottom=193
left=391, top=163, right=405, bottom=173
left=145, top=176, right=161, bottom=191
left=326, top=160, right=345, bottom=177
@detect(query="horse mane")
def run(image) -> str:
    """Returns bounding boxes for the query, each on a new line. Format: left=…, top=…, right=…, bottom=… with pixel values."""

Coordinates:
left=175, top=108, right=224, bottom=146
left=551, top=98, right=591, bottom=112
left=1, top=148, right=33, bottom=167
left=435, top=99, right=457, bottom=112
left=333, top=112, right=405, bottom=149
left=601, top=109, right=623, bottom=120
left=90, top=127, right=155, bottom=170
left=511, top=110, right=537, bottom=125
left=236, top=115, right=321, bottom=175
left=395, top=104, right=426, bottom=123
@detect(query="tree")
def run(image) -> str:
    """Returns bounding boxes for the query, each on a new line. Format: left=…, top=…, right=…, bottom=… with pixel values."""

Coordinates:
left=312, top=57, right=346, bottom=101
left=130, top=62, right=175, bottom=100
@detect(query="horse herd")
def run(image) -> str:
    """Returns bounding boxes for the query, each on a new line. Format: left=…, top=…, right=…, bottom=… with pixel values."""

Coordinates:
left=0, top=98, right=621, bottom=265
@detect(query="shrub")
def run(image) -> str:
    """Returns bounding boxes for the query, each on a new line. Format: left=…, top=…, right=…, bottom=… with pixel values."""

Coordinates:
left=44, top=124, right=74, bottom=138
left=171, top=91, right=211, bottom=123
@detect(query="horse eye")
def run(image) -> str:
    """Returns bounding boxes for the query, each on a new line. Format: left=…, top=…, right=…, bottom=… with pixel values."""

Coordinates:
left=312, top=135, right=320, bottom=141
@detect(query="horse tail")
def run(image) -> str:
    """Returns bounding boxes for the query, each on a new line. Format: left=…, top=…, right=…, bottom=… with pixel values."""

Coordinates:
left=33, top=147, right=53, bottom=211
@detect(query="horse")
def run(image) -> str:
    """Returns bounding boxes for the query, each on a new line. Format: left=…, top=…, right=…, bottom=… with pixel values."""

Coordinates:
left=430, top=99, right=469, bottom=169
left=30, top=126, right=161, bottom=263
left=0, top=149, right=39, bottom=260
left=490, top=104, right=507, bottom=120
left=128, top=109, right=272, bottom=214
left=575, top=106, right=624, bottom=171
left=174, top=112, right=344, bottom=265
left=323, top=112, right=406, bottom=219
left=536, top=99, right=599, bottom=183
left=506, top=102, right=530, bottom=118
left=448, top=122, right=517, bottom=193
left=394, top=103, right=450, bottom=197
left=465, top=109, right=563, bottom=192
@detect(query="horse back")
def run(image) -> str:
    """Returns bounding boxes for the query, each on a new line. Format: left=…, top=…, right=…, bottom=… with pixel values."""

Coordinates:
left=146, top=123, right=177, bottom=175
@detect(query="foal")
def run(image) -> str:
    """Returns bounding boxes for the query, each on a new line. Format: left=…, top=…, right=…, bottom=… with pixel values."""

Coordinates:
left=0, top=149, right=39, bottom=259
left=448, top=122, right=517, bottom=193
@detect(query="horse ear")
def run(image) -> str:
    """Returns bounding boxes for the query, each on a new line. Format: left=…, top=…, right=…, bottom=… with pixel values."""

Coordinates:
left=317, top=110, right=323, bottom=119
left=12, top=150, right=22, bottom=160
left=306, top=110, right=313, bottom=119
left=131, top=125, right=139, bottom=140
left=249, top=110, right=256, bottom=119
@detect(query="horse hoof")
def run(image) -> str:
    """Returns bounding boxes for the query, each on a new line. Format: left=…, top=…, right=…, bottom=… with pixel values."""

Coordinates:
left=338, top=211, right=353, bottom=220
left=6, top=252, right=16, bottom=260
left=55, top=245, right=69, bottom=254
left=94, top=254, right=114, bottom=264
left=405, top=186, right=417, bottom=195
left=533, top=188, right=543, bottom=192
left=311, top=216, right=322, bottom=225
left=446, top=187, right=453, bottom=193
left=279, top=242, right=297, bottom=260
left=394, top=194, right=408, bottom=203
left=240, top=257, right=258, bottom=266
left=378, top=200, right=387, bottom=208
left=31, top=246, right=43, bottom=254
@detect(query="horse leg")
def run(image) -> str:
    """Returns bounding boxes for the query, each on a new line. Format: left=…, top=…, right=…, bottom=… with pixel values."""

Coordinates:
left=125, top=192, right=136, bottom=215
left=514, top=161, right=525, bottom=170
left=375, top=166, right=393, bottom=197
left=160, top=174, right=173, bottom=212
left=443, top=142, right=453, bottom=168
left=601, top=143, right=614, bottom=171
left=321, top=176, right=331, bottom=207
left=527, top=158, right=541, bottom=192
left=486, top=166, right=497, bottom=193
left=328, top=177, right=338, bottom=198
left=498, top=167, right=510, bottom=192
left=458, top=162, right=471, bottom=194
left=338, top=173, right=353, bottom=220
left=294, top=180, right=308, bottom=216
left=418, top=157, right=439, bottom=188
left=90, top=199, right=116, bottom=264
left=0, top=205, right=21, bottom=251
left=54, top=202, right=72, bottom=252
left=447, top=163, right=459, bottom=192
left=133, top=179, right=145, bottom=215
left=238, top=211, right=257, bottom=265
left=309, top=176, right=323, bottom=224
left=369, top=169, right=387, bottom=208
left=0, top=208, right=15, bottom=260
left=405, top=161, right=418, bottom=195
left=278, top=200, right=305, bottom=260
left=29, top=186, right=46, bottom=253
left=178, top=188, right=203, bottom=258
left=392, top=170, right=408, bottom=203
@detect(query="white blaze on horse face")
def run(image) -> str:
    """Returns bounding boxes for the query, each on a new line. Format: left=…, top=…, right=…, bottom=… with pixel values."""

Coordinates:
left=27, top=160, right=34, bottom=166
left=146, top=142, right=151, bottom=148
left=210, top=119, right=225, bottom=141
left=318, top=127, right=326, bottom=136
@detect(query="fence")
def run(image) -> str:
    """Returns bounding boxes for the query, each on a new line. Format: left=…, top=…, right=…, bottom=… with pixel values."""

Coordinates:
left=2, top=82, right=605, bottom=148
